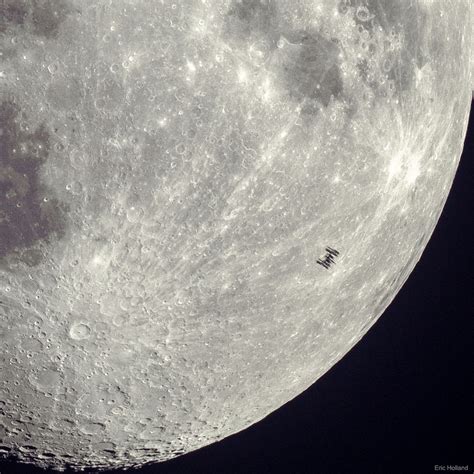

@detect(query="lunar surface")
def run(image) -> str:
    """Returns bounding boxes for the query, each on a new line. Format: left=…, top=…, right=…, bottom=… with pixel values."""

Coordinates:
left=0, top=0, right=472, bottom=471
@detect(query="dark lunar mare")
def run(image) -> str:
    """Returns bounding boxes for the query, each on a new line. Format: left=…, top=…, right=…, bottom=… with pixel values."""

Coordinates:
left=223, top=0, right=431, bottom=112
left=278, top=31, right=344, bottom=110
left=0, top=1, right=28, bottom=33
left=0, top=100, right=69, bottom=268
left=224, top=2, right=344, bottom=112
left=339, top=0, right=429, bottom=92
left=0, top=0, right=71, bottom=38
left=224, top=0, right=279, bottom=42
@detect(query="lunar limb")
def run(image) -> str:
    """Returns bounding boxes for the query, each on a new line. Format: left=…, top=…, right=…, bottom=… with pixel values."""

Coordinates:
left=0, top=0, right=472, bottom=471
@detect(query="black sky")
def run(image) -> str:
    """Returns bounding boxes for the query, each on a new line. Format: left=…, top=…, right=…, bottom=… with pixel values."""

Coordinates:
left=2, top=105, right=472, bottom=474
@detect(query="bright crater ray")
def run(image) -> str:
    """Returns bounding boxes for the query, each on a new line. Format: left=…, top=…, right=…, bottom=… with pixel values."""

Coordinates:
left=0, top=0, right=472, bottom=471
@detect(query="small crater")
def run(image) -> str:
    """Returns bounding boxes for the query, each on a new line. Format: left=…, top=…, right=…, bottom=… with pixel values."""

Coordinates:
left=96, top=441, right=116, bottom=453
left=112, top=314, right=129, bottom=327
left=355, top=5, right=374, bottom=22
left=0, top=445, right=11, bottom=454
left=69, top=322, right=91, bottom=340
left=28, top=367, right=61, bottom=393
left=19, top=444, right=37, bottom=453
left=38, top=451, right=56, bottom=459
left=79, top=421, right=105, bottom=435
left=138, top=426, right=165, bottom=440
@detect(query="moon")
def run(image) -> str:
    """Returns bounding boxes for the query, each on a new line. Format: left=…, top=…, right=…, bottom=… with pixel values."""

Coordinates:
left=0, top=0, right=472, bottom=471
